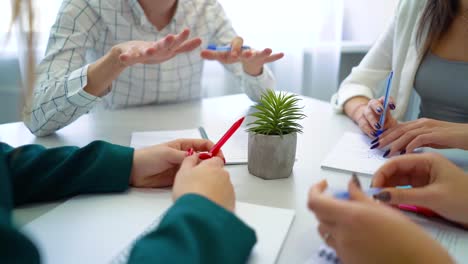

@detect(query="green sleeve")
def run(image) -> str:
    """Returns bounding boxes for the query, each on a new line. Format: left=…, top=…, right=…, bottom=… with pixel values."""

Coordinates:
left=2, top=141, right=133, bottom=207
left=0, top=140, right=134, bottom=263
left=129, top=194, right=257, bottom=264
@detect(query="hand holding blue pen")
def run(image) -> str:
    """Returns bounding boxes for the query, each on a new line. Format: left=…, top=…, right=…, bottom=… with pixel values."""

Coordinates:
left=376, top=71, right=394, bottom=137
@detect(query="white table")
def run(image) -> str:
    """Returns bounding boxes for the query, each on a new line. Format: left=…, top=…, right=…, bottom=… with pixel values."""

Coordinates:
left=0, top=94, right=404, bottom=263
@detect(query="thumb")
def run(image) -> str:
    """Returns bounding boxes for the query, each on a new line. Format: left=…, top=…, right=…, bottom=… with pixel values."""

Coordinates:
left=348, top=175, right=372, bottom=202
left=165, top=148, right=187, bottom=165
left=373, top=187, right=431, bottom=207
left=178, top=154, right=199, bottom=173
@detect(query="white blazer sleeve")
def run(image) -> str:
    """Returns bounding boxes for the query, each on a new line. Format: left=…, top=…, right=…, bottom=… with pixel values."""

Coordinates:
left=331, top=17, right=395, bottom=113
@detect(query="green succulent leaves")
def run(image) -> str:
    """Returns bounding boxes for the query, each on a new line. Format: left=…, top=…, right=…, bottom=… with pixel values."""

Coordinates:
left=247, top=89, right=306, bottom=136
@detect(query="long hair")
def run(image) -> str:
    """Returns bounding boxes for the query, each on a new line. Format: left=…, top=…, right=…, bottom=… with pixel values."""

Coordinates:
left=417, top=0, right=460, bottom=54
left=9, top=0, right=35, bottom=120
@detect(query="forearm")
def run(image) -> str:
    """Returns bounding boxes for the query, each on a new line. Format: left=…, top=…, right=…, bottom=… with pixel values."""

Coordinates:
left=129, top=194, right=256, bottom=264
left=85, top=47, right=127, bottom=97
left=344, top=96, right=370, bottom=122
left=4, top=141, right=133, bottom=206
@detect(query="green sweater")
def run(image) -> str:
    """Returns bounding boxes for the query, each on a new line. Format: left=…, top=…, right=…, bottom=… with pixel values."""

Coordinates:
left=0, top=141, right=256, bottom=264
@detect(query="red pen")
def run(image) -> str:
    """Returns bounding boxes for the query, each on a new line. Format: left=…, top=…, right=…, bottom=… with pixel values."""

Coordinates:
left=186, top=116, right=245, bottom=161
left=396, top=204, right=438, bottom=217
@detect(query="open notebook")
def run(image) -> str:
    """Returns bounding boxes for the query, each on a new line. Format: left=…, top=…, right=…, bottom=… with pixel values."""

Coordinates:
left=22, top=189, right=295, bottom=264
left=321, top=132, right=468, bottom=176
left=130, top=128, right=248, bottom=165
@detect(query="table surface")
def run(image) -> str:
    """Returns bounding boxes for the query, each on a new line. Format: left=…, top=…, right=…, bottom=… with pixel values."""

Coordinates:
left=0, top=94, right=429, bottom=263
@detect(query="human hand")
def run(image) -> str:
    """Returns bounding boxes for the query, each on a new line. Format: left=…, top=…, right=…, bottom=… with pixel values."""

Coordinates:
left=351, top=96, right=398, bottom=138
left=200, top=37, right=284, bottom=76
left=372, top=118, right=468, bottom=157
left=114, top=28, right=202, bottom=67
left=372, top=153, right=468, bottom=227
left=308, top=177, right=453, bottom=264
left=130, top=139, right=223, bottom=188
left=173, top=155, right=235, bottom=211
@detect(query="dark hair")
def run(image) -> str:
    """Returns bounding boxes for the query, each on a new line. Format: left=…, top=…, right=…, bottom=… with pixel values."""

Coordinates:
left=417, top=0, right=460, bottom=54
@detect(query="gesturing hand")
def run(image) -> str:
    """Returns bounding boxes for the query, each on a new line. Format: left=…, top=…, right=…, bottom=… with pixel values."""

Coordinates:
left=200, top=37, right=284, bottom=76
left=115, top=28, right=202, bottom=67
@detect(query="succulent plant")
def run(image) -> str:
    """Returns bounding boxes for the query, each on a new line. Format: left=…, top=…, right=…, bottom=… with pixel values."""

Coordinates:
left=247, top=89, right=306, bottom=136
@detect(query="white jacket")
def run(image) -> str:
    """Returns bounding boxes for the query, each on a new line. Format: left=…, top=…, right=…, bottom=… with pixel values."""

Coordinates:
left=332, top=0, right=427, bottom=120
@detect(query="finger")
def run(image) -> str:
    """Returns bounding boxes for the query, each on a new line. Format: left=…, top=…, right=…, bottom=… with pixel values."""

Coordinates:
left=199, top=156, right=225, bottom=168
left=370, top=98, right=385, bottom=115
left=348, top=174, right=373, bottom=203
left=170, top=28, right=190, bottom=49
left=357, top=115, right=376, bottom=138
left=378, top=96, right=396, bottom=111
left=200, top=50, right=219, bottom=60
left=178, top=154, right=200, bottom=173
left=263, top=52, right=285, bottom=63
left=372, top=186, right=434, bottom=208
left=231, top=36, right=244, bottom=58
left=157, top=34, right=176, bottom=50
left=364, top=104, right=381, bottom=131
left=318, top=223, right=337, bottom=248
left=406, top=132, right=440, bottom=153
left=173, top=38, right=202, bottom=53
left=308, top=180, right=350, bottom=221
left=372, top=154, right=433, bottom=188
left=378, top=121, right=422, bottom=149
left=386, top=127, right=431, bottom=157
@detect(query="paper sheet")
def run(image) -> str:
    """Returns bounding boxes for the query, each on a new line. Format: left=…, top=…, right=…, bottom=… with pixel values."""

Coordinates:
left=206, top=129, right=249, bottom=164
left=22, top=189, right=294, bottom=264
left=321, top=132, right=388, bottom=175
left=130, top=129, right=202, bottom=149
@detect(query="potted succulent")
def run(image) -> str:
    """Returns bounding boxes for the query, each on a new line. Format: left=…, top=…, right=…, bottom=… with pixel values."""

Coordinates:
left=247, top=90, right=306, bottom=180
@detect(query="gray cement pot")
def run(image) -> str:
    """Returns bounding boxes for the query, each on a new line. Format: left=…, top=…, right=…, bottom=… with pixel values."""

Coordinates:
left=248, top=132, right=297, bottom=180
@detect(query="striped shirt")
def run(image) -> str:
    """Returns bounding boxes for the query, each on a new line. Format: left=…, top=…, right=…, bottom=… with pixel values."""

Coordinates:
left=26, top=0, right=275, bottom=136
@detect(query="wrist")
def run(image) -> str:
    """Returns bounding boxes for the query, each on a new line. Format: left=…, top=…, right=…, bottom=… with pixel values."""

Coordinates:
left=350, top=104, right=366, bottom=122
left=242, top=62, right=263, bottom=76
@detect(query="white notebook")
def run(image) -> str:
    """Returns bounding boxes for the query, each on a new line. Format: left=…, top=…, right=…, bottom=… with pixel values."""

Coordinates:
left=321, top=132, right=388, bottom=176
left=22, top=189, right=295, bottom=264
left=130, top=128, right=248, bottom=165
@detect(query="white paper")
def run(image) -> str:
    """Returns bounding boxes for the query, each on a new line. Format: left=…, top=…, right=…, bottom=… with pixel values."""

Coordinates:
left=207, top=129, right=249, bottom=165
left=22, top=189, right=173, bottom=264
left=321, top=132, right=388, bottom=175
left=236, top=202, right=295, bottom=264
left=22, top=190, right=295, bottom=264
left=130, top=129, right=202, bottom=149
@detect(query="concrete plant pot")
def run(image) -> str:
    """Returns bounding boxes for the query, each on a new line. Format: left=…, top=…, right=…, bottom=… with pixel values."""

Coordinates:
left=248, top=132, right=297, bottom=180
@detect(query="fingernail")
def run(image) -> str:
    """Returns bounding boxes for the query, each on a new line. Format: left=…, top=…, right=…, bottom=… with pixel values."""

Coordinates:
left=370, top=143, right=380, bottom=149
left=371, top=137, right=379, bottom=144
left=374, top=123, right=381, bottom=130
left=372, top=131, right=379, bottom=137
left=352, top=173, right=362, bottom=189
left=389, top=103, right=396, bottom=110
left=377, top=107, right=383, bottom=113
left=185, top=148, right=194, bottom=156
left=400, top=150, right=406, bottom=155
left=383, top=149, right=390, bottom=158
left=222, top=157, right=226, bottom=164
left=373, top=191, right=391, bottom=202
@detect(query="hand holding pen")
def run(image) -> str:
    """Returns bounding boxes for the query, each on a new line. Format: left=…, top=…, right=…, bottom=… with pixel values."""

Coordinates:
left=353, top=72, right=398, bottom=139
left=200, top=36, right=284, bottom=76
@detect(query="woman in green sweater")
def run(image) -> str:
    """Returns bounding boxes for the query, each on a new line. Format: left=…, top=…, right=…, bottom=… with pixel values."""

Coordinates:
left=0, top=139, right=255, bottom=263
left=4, top=2, right=255, bottom=263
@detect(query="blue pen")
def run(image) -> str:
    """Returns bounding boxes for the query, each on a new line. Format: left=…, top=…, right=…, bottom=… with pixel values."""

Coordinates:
left=376, top=71, right=394, bottom=136
left=206, top=44, right=251, bottom=51
left=333, top=185, right=412, bottom=200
